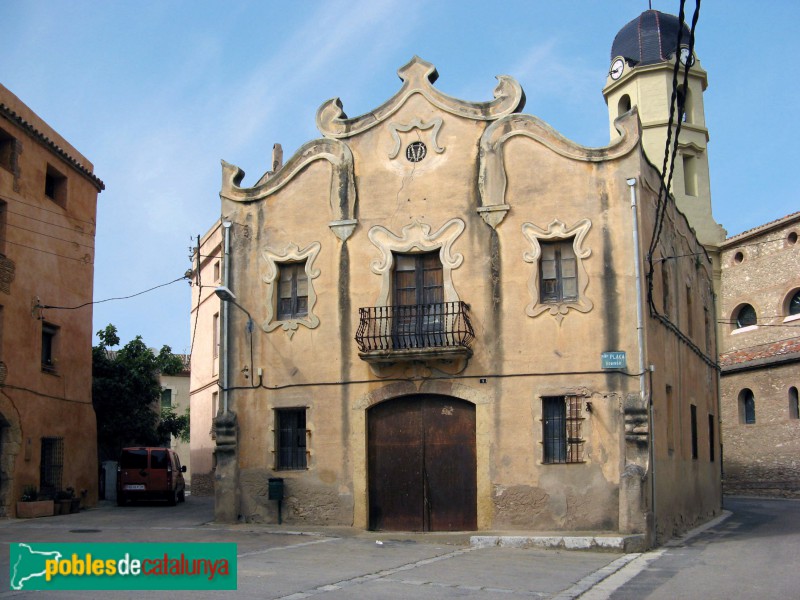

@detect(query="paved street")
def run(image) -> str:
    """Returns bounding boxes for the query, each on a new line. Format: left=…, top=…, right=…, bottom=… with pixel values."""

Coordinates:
left=0, top=496, right=797, bottom=598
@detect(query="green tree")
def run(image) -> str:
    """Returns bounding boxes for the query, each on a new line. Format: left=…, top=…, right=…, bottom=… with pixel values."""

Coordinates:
left=92, top=324, right=188, bottom=461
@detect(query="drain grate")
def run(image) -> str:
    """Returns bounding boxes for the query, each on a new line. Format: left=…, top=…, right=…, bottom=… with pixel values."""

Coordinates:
left=69, top=529, right=102, bottom=533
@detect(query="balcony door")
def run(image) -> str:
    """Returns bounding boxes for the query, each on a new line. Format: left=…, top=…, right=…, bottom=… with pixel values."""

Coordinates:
left=393, top=252, right=443, bottom=348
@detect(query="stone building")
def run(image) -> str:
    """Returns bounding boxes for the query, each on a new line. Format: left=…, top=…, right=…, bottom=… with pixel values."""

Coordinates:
left=718, top=212, right=800, bottom=496
left=0, top=83, right=104, bottom=515
left=192, top=5, right=725, bottom=542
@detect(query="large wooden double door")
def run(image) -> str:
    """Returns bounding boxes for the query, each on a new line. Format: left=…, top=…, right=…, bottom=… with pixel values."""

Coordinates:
left=368, top=395, right=477, bottom=531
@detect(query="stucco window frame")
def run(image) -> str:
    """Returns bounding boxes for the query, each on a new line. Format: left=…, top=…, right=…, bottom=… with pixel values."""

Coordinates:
left=523, top=219, right=592, bottom=323
left=261, top=242, right=321, bottom=339
left=367, top=219, right=465, bottom=308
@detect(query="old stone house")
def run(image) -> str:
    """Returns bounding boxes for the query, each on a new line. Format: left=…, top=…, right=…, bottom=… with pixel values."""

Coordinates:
left=190, top=6, right=727, bottom=546
left=0, top=83, right=103, bottom=515
left=718, top=212, right=800, bottom=496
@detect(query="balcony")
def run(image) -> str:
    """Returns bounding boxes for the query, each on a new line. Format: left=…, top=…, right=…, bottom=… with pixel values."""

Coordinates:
left=356, top=301, right=474, bottom=364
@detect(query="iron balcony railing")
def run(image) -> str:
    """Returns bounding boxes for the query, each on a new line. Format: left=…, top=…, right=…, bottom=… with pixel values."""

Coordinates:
left=356, top=301, right=475, bottom=354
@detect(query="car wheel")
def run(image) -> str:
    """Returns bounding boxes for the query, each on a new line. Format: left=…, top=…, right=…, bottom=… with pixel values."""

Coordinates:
left=116, top=493, right=126, bottom=507
left=178, top=489, right=185, bottom=503
left=167, top=490, right=177, bottom=506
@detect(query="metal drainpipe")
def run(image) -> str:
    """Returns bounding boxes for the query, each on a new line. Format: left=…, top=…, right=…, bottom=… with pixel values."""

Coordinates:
left=221, top=220, right=232, bottom=413
left=627, top=178, right=655, bottom=529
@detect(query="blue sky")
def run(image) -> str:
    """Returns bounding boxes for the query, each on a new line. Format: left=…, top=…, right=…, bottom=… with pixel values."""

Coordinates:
left=3, top=0, right=797, bottom=352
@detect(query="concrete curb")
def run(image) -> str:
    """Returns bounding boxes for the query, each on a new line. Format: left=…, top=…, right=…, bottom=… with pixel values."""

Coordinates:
left=470, top=533, right=647, bottom=552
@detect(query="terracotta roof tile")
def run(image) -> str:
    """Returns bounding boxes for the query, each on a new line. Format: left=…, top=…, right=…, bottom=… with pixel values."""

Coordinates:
left=720, top=337, right=800, bottom=367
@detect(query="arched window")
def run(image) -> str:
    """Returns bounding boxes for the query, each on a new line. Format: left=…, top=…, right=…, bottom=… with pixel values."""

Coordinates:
left=739, top=389, right=756, bottom=425
left=618, top=94, right=631, bottom=117
left=788, top=290, right=800, bottom=317
left=734, top=304, right=757, bottom=329
left=790, top=387, right=799, bottom=420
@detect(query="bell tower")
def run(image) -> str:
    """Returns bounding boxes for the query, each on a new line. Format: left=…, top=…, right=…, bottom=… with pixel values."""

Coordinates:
left=602, top=9, right=726, bottom=248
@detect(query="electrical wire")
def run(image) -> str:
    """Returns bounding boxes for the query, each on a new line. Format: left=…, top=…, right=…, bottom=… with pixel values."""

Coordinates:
left=0, top=237, right=92, bottom=263
left=5, top=208, right=95, bottom=236
left=0, top=193, right=97, bottom=226
left=38, top=275, right=188, bottom=310
left=5, top=221, right=94, bottom=249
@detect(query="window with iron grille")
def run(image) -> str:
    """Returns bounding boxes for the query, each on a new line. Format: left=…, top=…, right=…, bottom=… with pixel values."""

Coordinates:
left=40, top=436, right=64, bottom=496
left=540, top=240, right=577, bottom=303
left=278, top=262, right=308, bottom=320
left=276, top=408, right=307, bottom=470
left=542, top=396, right=584, bottom=464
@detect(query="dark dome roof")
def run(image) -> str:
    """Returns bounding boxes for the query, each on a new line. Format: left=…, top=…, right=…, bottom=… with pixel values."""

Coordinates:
left=611, top=10, right=691, bottom=66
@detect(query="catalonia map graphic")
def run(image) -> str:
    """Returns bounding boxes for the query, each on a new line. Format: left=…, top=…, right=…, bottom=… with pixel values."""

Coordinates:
left=10, top=543, right=62, bottom=590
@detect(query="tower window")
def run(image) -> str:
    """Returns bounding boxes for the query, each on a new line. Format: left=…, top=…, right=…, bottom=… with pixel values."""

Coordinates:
left=683, top=154, right=698, bottom=197
left=676, top=85, right=693, bottom=123
left=618, top=94, right=631, bottom=117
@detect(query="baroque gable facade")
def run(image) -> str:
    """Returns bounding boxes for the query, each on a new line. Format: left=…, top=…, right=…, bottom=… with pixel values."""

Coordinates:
left=192, top=53, right=721, bottom=546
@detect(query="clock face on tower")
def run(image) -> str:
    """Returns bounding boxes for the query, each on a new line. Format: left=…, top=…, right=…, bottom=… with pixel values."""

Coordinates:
left=679, top=47, right=695, bottom=66
left=610, top=58, right=625, bottom=80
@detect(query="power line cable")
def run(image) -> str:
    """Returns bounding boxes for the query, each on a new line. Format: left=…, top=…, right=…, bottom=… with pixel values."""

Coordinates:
left=5, top=221, right=94, bottom=249
left=6, top=208, right=95, bottom=236
left=0, top=237, right=92, bottom=263
left=38, top=275, right=188, bottom=310
left=0, top=193, right=97, bottom=226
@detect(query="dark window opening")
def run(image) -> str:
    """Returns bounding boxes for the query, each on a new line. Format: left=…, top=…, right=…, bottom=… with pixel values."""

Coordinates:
left=40, top=436, right=64, bottom=497
left=708, top=414, right=715, bottom=462
left=276, top=408, right=307, bottom=470
left=618, top=94, right=631, bottom=116
left=0, top=129, right=15, bottom=172
left=161, top=389, right=172, bottom=408
left=540, top=239, right=577, bottom=304
left=740, top=389, right=756, bottom=425
left=278, top=262, right=308, bottom=320
left=542, top=396, right=584, bottom=464
left=789, top=387, right=799, bottom=420
left=41, top=322, right=58, bottom=372
left=662, top=263, right=671, bottom=317
left=44, top=164, right=67, bottom=208
left=789, top=291, right=800, bottom=317
left=0, top=201, right=7, bottom=255
left=735, top=304, right=757, bottom=329
left=690, top=404, right=698, bottom=460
